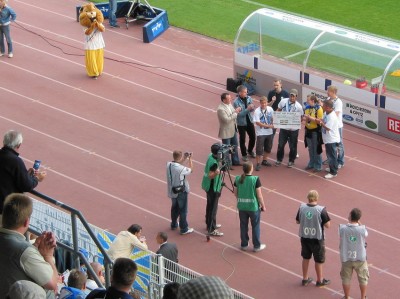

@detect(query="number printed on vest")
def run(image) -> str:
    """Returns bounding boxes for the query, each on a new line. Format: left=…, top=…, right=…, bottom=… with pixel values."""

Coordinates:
left=347, top=250, right=357, bottom=259
left=303, top=227, right=316, bottom=236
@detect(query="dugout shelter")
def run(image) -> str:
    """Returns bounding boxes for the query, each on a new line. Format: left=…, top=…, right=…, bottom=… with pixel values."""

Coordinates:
left=234, top=8, right=400, bottom=141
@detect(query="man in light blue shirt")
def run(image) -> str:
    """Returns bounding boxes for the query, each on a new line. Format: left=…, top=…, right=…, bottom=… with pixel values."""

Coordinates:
left=0, top=0, right=17, bottom=57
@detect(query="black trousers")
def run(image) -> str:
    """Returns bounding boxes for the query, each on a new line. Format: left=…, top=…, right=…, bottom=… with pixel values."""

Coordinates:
left=205, top=189, right=221, bottom=232
left=276, top=129, right=299, bottom=163
left=238, top=122, right=256, bottom=156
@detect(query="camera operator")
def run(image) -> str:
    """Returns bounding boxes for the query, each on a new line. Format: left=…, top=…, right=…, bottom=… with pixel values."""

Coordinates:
left=201, top=144, right=224, bottom=237
left=166, top=151, right=194, bottom=235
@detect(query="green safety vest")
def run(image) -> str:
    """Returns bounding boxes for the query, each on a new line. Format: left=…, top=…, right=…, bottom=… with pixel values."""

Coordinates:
left=235, top=175, right=259, bottom=211
left=201, top=154, right=222, bottom=192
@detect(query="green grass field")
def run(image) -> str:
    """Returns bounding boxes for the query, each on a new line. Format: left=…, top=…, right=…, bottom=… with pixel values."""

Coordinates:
left=90, top=0, right=400, bottom=91
left=148, top=0, right=399, bottom=42
left=91, top=0, right=399, bottom=42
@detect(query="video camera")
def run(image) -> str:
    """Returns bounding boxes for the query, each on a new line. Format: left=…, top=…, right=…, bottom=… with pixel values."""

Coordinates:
left=215, top=144, right=234, bottom=171
left=211, top=143, right=235, bottom=193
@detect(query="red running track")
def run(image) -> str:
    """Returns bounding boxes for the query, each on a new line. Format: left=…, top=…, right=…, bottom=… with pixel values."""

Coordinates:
left=1, top=0, right=400, bottom=298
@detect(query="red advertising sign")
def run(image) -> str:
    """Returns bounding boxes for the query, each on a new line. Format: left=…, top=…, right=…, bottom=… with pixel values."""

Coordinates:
left=388, top=117, right=400, bottom=134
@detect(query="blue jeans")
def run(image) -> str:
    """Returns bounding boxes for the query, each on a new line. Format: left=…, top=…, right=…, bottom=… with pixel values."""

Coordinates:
left=306, top=131, right=322, bottom=170
left=109, top=0, right=118, bottom=26
left=0, top=25, right=12, bottom=54
left=171, top=192, right=189, bottom=233
left=239, top=210, right=261, bottom=248
left=276, top=129, right=299, bottom=163
left=337, top=127, right=345, bottom=166
left=222, top=133, right=240, bottom=165
left=325, top=143, right=338, bottom=175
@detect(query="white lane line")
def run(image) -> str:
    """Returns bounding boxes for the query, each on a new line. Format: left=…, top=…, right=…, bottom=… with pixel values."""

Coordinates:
left=2, top=112, right=400, bottom=246
left=1, top=81, right=400, bottom=209
left=12, top=1, right=232, bottom=70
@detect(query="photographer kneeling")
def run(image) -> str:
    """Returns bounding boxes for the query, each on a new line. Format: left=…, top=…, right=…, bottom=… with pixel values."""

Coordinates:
left=166, top=151, right=194, bottom=235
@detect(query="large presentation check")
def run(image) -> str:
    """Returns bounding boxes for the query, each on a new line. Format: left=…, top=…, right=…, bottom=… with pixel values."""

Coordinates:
left=273, top=111, right=302, bottom=130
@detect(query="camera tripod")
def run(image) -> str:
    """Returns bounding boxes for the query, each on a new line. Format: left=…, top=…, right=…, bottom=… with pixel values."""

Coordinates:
left=125, top=0, right=156, bottom=28
left=220, top=166, right=235, bottom=193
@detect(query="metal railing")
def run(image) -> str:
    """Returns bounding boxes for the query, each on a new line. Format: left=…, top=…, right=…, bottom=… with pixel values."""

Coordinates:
left=29, top=190, right=253, bottom=299
left=28, top=190, right=112, bottom=289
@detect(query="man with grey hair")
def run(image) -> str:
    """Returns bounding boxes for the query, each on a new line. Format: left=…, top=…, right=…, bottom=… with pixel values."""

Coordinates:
left=0, top=130, right=46, bottom=222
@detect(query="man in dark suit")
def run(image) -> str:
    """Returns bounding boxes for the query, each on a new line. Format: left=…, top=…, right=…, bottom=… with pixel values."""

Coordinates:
left=156, top=232, right=178, bottom=283
left=156, top=232, right=178, bottom=263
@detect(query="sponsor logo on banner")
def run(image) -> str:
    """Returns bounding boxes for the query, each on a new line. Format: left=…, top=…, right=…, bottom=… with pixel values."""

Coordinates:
left=344, top=102, right=378, bottom=131
left=151, top=21, right=164, bottom=37
left=388, top=117, right=400, bottom=134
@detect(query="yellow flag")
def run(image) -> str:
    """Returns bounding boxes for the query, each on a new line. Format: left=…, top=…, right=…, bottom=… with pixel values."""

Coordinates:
left=390, top=69, right=400, bottom=76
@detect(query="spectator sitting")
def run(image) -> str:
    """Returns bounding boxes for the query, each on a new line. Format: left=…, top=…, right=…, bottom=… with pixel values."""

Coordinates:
left=162, top=282, right=180, bottom=299
left=86, top=258, right=139, bottom=299
left=178, top=276, right=233, bottom=299
left=107, top=224, right=148, bottom=261
left=7, top=280, right=46, bottom=299
left=86, top=262, right=105, bottom=291
left=0, top=193, right=59, bottom=298
left=59, top=269, right=87, bottom=299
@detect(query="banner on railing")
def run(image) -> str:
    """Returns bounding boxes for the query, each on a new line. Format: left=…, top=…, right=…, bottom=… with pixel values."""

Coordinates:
left=30, top=198, right=150, bottom=294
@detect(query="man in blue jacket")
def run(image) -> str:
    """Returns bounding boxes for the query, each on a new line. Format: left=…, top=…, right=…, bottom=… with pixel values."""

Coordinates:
left=0, top=0, right=17, bottom=58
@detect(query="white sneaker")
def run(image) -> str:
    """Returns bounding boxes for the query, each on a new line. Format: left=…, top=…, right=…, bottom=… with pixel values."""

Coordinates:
left=254, top=244, right=266, bottom=252
left=180, top=228, right=194, bottom=235
left=209, top=230, right=224, bottom=237
left=325, top=173, right=337, bottom=179
left=296, top=153, right=299, bottom=158
left=8, top=53, right=13, bottom=58
left=215, top=224, right=222, bottom=229
left=0, top=53, right=4, bottom=57
left=325, top=168, right=331, bottom=172
left=338, top=164, right=343, bottom=169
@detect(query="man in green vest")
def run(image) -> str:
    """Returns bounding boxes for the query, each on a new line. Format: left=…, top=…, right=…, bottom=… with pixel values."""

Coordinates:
left=202, top=144, right=224, bottom=237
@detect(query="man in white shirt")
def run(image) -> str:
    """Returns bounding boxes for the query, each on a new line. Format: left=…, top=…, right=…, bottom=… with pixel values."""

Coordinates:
left=166, top=151, right=194, bottom=235
left=86, top=262, right=105, bottom=291
left=275, top=89, right=304, bottom=168
left=317, top=100, right=340, bottom=179
left=253, top=96, right=274, bottom=171
left=323, top=85, right=345, bottom=168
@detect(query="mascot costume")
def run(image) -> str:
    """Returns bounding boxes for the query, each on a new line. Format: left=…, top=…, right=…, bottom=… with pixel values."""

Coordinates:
left=79, top=3, right=105, bottom=79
